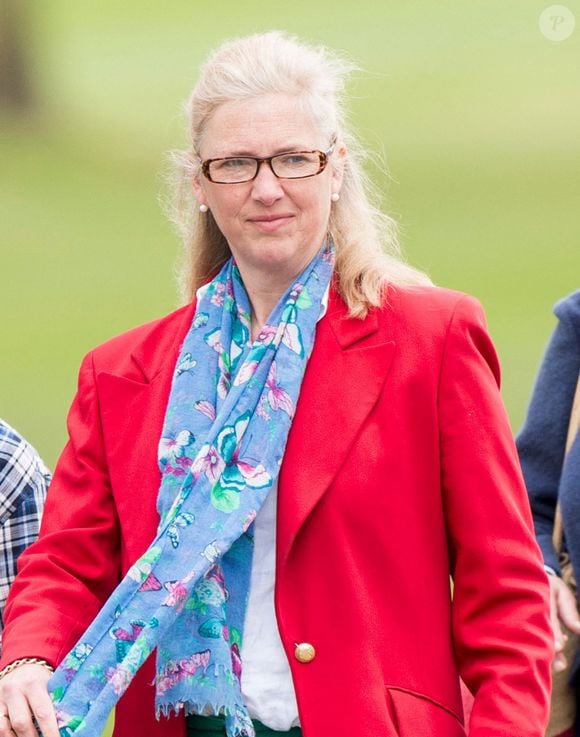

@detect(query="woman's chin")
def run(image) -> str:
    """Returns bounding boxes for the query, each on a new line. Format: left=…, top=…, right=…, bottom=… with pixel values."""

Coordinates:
left=247, top=245, right=318, bottom=278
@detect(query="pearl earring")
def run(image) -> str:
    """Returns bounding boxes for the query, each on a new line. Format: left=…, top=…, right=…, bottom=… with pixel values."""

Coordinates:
left=199, top=204, right=209, bottom=213
left=331, top=192, right=340, bottom=203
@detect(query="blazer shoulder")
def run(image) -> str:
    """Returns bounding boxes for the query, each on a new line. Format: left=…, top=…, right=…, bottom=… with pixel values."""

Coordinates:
left=87, top=303, right=196, bottom=377
left=382, top=284, right=486, bottom=335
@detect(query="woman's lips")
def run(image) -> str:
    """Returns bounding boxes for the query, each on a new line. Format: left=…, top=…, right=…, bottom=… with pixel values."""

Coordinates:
left=248, top=214, right=294, bottom=232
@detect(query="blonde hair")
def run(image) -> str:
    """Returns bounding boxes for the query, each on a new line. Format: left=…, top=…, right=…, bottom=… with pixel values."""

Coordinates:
left=170, top=31, right=431, bottom=318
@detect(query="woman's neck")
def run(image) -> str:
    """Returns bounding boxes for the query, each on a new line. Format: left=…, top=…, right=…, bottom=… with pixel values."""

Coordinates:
left=238, top=265, right=297, bottom=342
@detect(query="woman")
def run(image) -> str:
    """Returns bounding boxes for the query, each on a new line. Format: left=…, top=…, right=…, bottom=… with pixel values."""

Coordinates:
left=517, top=289, right=580, bottom=737
left=0, top=31, right=552, bottom=737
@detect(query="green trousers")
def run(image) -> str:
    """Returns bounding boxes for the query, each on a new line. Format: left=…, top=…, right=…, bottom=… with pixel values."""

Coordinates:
left=186, top=714, right=302, bottom=736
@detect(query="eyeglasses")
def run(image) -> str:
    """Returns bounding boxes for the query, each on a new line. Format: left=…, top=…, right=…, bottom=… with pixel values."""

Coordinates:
left=200, top=141, right=336, bottom=184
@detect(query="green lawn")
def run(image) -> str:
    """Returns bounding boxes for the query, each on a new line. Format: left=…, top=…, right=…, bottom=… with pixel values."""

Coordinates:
left=1, top=2, right=578, bottom=462
left=0, top=4, right=578, bottom=736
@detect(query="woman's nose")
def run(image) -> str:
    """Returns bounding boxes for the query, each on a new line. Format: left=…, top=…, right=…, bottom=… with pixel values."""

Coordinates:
left=251, top=161, right=284, bottom=204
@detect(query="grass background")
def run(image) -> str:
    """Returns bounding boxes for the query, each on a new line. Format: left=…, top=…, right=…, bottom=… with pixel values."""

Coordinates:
left=1, top=2, right=579, bottom=465
left=0, top=3, right=578, bottom=734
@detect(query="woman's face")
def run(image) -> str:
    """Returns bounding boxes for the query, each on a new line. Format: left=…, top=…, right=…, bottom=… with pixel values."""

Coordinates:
left=192, top=94, right=345, bottom=282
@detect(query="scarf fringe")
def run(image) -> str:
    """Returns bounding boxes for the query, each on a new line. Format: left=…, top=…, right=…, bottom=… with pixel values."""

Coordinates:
left=156, top=698, right=240, bottom=720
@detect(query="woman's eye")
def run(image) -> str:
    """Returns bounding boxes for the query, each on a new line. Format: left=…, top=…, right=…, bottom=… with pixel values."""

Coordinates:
left=280, top=154, right=309, bottom=165
left=218, top=158, right=251, bottom=170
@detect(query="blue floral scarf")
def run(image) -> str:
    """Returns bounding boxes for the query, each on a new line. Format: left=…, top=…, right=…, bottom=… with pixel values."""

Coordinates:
left=48, top=242, right=334, bottom=737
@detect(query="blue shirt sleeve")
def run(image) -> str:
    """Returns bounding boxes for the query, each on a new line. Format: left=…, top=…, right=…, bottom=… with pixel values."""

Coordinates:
left=516, top=290, right=580, bottom=572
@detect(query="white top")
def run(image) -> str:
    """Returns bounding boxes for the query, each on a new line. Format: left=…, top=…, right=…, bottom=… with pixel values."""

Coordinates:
left=240, top=482, right=301, bottom=729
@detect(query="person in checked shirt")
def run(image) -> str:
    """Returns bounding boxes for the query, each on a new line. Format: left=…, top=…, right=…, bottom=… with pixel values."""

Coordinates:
left=0, top=419, right=50, bottom=639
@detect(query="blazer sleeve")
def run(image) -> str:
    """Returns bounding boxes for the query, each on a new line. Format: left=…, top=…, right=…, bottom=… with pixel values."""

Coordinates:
left=0, top=352, right=122, bottom=669
left=516, top=299, right=580, bottom=572
left=437, top=296, right=552, bottom=737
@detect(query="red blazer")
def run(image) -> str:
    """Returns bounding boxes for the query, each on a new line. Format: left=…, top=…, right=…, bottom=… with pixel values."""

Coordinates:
left=1, top=286, right=552, bottom=737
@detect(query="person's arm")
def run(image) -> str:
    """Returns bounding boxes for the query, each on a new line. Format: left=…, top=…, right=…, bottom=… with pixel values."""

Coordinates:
left=0, top=431, right=50, bottom=633
left=517, top=311, right=580, bottom=573
left=0, top=353, right=122, bottom=736
left=437, top=296, right=552, bottom=736
left=516, top=299, right=580, bottom=669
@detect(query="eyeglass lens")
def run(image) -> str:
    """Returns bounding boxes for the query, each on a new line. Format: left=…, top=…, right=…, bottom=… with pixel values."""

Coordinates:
left=208, top=151, right=324, bottom=183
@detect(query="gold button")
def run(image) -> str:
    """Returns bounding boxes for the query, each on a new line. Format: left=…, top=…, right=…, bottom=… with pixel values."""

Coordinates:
left=294, top=642, right=316, bottom=663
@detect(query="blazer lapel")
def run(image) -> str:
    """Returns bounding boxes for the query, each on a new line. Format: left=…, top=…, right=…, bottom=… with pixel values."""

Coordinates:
left=97, top=304, right=196, bottom=558
left=277, top=296, right=396, bottom=567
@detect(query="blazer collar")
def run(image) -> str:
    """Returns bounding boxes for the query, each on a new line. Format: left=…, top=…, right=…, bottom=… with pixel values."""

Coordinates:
left=127, top=301, right=197, bottom=385
left=125, top=288, right=379, bottom=382
left=326, top=289, right=379, bottom=348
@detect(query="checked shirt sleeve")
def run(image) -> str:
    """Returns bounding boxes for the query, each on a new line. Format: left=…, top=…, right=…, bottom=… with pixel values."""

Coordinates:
left=0, top=419, right=51, bottom=636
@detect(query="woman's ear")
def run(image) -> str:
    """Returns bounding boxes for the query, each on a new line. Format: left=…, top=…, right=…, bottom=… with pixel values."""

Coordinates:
left=191, top=176, right=208, bottom=211
left=188, top=151, right=209, bottom=210
left=331, top=141, right=347, bottom=194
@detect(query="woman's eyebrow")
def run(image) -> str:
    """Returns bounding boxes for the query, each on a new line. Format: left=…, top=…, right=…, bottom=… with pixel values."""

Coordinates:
left=220, top=144, right=312, bottom=157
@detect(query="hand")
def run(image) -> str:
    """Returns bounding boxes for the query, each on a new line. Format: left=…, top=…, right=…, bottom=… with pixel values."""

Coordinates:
left=0, top=664, right=59, bottom=737
left=549, top=574, right=580, bottom=672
